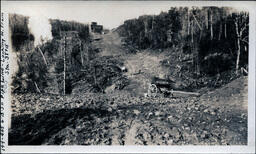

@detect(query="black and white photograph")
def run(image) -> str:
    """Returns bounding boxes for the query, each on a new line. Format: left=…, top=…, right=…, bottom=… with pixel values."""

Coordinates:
left=1, top=1, right=255, bottom=153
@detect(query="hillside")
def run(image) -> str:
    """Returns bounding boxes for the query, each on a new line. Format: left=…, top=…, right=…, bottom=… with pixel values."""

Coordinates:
left=8, top=7, right=249, bottom=146
left=117, top=7, right=248, bottom=78
left=9, top=30, right=248, bottom=145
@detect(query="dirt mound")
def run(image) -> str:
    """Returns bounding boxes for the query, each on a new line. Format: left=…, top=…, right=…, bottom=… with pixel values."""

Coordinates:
left=200, top=76, right=248, bottom=112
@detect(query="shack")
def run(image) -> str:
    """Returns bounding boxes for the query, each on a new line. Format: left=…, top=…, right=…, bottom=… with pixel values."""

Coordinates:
left=91, top=22, right=103, bottom=34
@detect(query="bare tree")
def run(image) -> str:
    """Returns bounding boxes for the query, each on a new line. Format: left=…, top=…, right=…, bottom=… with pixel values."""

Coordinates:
left=234, top=12, right=249, bottom=75
left=187, top=9, right=190, bottom=35
left=80, top=40, right=83, bottom=66
left=62, top=36, right=66, bottom=95
left=205, top=9, right=209, bottom=29
left=210, top=10, right=213, bottom=40
left=218, top=22, right=222, bottom=40
left=224, top=20, right=227, bottom=38
left=38, top=47, right=48, bottom=66
left=38, top=37, right=48, bottom=66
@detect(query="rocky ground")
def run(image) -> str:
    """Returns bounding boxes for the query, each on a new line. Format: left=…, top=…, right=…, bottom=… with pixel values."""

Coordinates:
left=9, top=76, right=247, bottom=145
left=8, top=31, right=248, bottom=145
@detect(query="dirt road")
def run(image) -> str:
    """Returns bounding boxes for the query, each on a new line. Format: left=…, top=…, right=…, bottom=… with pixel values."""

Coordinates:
left=93, top=31, right=169, bottom=96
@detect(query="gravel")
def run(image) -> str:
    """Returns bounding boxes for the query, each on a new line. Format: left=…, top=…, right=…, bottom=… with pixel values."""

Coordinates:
left=9, top=89, right=247, bottom=145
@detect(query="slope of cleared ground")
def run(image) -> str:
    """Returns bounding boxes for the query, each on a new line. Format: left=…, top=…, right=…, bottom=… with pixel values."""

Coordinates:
left=9, top=76, right=247, bottom=145
left=9, top=31, right=248, bottom=145
left=91, top=31, right=171, bottom=96
left=123, top=50, right=169, bottom=96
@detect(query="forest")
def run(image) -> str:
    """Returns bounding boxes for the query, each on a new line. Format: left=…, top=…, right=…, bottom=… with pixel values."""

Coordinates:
left=117, top=7, right=248, bottom=77
left=9, top=14, right=91, bottom=94
left=9, top=7, right=249, bottom=94
left=9, top=14, right=127, bottom=94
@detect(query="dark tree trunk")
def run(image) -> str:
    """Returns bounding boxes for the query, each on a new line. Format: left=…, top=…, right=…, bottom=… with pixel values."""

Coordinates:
left=206, top=10, right=209, bottom=29
left=188, top=9, right=190, bottom=35
left=224, top=21, right=227, bottom=39
left=218, top=22, right=222, bottom=40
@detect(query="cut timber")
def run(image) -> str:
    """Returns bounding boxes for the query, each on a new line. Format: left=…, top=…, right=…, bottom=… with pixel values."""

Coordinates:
left=93, top=38, right=102, bottom=41
left=241, top=67, right=248, bottom=75
left=34, top=82, right=41, bottom=93
left=170, top=90, right=200, bottom=97
left=132, top=70, right=142, bottom=75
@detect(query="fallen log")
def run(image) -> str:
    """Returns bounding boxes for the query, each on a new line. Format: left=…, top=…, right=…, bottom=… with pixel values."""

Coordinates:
left=145, top=88, right=200, bottom=98
left=93, top=38, right=102, bottom=41
left=241, top=67, right=248, bottom=75
left=148, top=77, right=200, bottom=97
left=167, top=90, right=200, bottom=97
left=34, top=82, right=41, bottom=93
left=151, top=77, right=174, bottom=86
left=133, top=70, right=142, bottom=75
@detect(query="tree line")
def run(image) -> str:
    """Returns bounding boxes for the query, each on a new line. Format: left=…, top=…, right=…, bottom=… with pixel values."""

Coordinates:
left=9, top=14, right=91, bottom=93
left=117, top=7, right=248, bottom=76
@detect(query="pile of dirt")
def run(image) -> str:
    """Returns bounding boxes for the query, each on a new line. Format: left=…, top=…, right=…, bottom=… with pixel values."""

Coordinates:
left=200, top=76, right=248, bottom=112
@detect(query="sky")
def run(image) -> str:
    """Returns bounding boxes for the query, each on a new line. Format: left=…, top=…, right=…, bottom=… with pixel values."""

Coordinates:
left=1, top=1, right=250, bottom=29
left=2, top=1, right=173, bottom=29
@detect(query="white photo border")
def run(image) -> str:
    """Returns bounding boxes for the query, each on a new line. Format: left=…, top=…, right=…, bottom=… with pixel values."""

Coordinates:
left=1, top=1, right=255, bottom=153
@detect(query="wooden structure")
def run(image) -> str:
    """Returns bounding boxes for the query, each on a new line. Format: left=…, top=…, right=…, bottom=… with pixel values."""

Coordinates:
left=91, top=22, right=103, bottom=34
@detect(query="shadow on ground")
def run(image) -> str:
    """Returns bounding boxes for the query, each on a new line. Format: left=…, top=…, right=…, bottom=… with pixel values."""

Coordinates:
left=9, top=108, right=111, bottom=145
